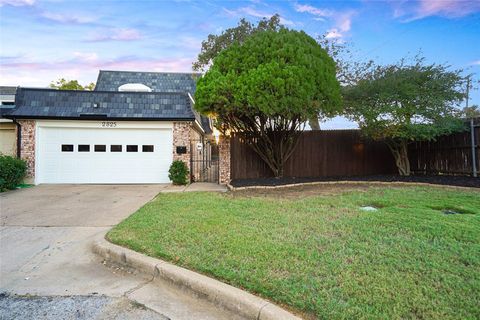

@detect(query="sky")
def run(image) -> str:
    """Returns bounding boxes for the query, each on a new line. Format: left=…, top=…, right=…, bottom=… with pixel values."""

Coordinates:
left=0, top=0, right=479, bottom=129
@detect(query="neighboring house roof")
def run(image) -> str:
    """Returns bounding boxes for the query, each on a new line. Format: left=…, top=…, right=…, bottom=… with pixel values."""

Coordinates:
left=0, top=86, right=17, bottom=96
left=0, top=105, right=16, bottom=118
left=8, top=88, right=197, bottom=121
left=1, top=86, right=17, bottom=119
left=95, top=70, right=201, bottom=93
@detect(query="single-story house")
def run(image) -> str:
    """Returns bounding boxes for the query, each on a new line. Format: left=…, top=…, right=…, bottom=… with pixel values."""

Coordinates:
left=0, top=86, right=17, bottom=156
left=3, top=71, right=215, bottom=185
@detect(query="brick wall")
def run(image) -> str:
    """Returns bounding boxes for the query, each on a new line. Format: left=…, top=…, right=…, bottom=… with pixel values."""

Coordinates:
left=172, top=121, right=194, bottom=181
left=218, top=136, right=231, bottom=184
left=172, top=121, right=191, bottom=163
left=18, top=120, right=36, bottom=179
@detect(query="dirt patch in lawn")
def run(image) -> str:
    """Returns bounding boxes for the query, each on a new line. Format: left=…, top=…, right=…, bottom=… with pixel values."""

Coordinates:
left=231, top=183, right=388, bottom=199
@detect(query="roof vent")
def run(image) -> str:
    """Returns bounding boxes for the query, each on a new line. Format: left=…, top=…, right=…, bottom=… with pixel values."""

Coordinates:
left=118, top=83, right=152, bottom=92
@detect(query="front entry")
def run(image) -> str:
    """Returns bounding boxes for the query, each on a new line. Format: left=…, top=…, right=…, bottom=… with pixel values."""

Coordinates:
left=190, top=139, right=219, bottom=183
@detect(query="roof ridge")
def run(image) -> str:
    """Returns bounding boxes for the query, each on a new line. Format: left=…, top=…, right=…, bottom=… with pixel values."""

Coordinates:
left=17, top=87, right=190, bottom=95
left=98, top=70, right=202, bottom=75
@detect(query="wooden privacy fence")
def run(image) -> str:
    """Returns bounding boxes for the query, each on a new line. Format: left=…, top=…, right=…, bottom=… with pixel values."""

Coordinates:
left=230, top=130, right=397, bottom=180
left=409, top=121, right=480, bottom=176
left=230, top=124, right=480, bottom=180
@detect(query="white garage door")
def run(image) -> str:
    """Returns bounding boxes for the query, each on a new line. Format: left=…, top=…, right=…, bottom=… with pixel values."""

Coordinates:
left=36, top=121, right=173, bottom=184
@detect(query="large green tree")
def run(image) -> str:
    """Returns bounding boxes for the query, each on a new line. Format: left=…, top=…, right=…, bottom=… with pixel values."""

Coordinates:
left=193, top=15, right=323, bottom=130
left=195, top=29, right=342, bottom=177
left=49, top=78, right=95, bottom=90
left=343, top=57, right=466, bottom=176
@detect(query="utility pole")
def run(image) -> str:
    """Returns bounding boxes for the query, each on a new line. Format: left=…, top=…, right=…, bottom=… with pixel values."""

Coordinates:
left=466, top=76, right=477, bottom=177
left=466, top=76, right=470, bottom=108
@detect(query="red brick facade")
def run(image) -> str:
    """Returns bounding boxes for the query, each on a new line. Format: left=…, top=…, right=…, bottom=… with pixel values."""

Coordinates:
left=218, top=136, right=231, bottom=185
left=18, top=120, right=36, bottom=179
left=172, top=121, right=203, bottom=182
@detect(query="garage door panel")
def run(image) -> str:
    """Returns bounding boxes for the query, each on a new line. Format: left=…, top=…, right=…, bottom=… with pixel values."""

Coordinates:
left=37, top=126, right=173, bottom=184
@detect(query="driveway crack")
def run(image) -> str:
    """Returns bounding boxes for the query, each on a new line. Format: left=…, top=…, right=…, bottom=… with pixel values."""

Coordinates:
left=123, top=276, right=154, bottom=297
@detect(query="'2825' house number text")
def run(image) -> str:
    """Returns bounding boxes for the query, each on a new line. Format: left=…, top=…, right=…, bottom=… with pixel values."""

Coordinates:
left=101, top=121, right=117, bottom=128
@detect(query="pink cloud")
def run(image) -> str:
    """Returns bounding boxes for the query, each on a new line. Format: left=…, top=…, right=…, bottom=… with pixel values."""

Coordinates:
left=0, top=53, right=194, bottom=87
left=294, top=3, right=356, bottom=39
left=86, top=28, right=143, bottom=42
left=0, top=0, right=34, bottom=7
left=393, top=0, right=480, bottom=21
left=417, top=0, right=480, bottom=18
left=294, top=4, right=333, bottom=18
left=40, top=11, right=96, bottom=24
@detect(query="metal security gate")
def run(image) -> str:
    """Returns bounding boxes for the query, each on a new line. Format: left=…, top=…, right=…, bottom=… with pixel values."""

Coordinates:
left=190, top=139, right=219, bottom=183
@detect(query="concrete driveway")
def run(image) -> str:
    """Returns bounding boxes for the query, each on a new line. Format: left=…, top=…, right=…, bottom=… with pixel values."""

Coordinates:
left=0, top=185, right=239, bottom=320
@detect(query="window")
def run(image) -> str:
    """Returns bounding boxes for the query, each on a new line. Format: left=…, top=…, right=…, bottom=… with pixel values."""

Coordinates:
left=142, top=145, right=154, bottom=152
left=1, top=101, right=14, bottom=106
left=118, top=83, right=152, bottom=92
left=111, top=145, right=122, bottom=152
left=126, top=145, right=138, bottom=152
left=78, top=144, right=90, bottom=152
left=95, top=145, right=106, bottom=152
left=61, top=144, right=74, bottom=152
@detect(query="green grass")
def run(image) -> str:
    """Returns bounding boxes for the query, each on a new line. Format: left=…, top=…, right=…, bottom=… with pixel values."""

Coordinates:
left=107, top=186, right=480, bottom=319
left=16, top=183, right=34, bottom=189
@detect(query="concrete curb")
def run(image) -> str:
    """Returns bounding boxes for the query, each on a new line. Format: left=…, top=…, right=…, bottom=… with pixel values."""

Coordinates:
left=227, top=180, right=479, bottom=191
left=92, top=236, right=301, bottom=320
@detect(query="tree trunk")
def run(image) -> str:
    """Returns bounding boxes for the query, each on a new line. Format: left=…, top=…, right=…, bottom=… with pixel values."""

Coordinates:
left=387, top=140, right=411, bottom=176
left=308, top=117, right=321, bottom=130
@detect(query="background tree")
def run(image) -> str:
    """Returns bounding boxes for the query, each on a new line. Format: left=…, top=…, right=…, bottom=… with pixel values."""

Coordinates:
left=193, top=15, right=282, bottom=72
left=462, top=105, right=480, bottom=118
left=343, top=57, right=465, bottom=176
left=49, top=78, right=95, bottom=90
left=195, top=29, right=342, bottom=177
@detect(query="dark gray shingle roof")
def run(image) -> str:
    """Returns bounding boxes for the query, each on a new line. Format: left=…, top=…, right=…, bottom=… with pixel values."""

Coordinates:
left=9, top=88, right=196, bottom=120
left=95, top=70, right=200, bottom=93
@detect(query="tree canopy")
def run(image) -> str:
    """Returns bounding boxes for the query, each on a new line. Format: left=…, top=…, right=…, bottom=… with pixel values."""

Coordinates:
left=195, top=28, right=342, bottom=177
left=343, top=57, right=466, bottom=175
left=193, top=15, right=282, bottom=73
left=49, top=78, right=95, bottom=91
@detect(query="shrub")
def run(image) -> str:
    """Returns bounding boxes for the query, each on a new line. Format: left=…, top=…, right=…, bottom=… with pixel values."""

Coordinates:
left=0, top=154, right=27, bottom=191
left=168, top=160, right=189, bottom=185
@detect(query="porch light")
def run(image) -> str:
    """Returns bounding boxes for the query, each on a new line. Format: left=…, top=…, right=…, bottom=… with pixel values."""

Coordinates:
left=213, top=127, right=220, bottom=144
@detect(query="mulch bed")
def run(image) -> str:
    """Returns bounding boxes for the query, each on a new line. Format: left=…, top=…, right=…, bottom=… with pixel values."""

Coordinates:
left=231, top=175, right=480, bottom=189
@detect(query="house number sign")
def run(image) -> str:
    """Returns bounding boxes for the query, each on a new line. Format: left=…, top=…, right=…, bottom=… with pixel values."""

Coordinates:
left=101, top=121, right=117, bottom=128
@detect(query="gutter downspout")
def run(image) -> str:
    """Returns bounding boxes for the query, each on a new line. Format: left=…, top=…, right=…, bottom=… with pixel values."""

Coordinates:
left=12, top=118, right=21, bottom=159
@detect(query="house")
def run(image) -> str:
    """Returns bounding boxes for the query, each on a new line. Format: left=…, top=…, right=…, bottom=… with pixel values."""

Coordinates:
left=3, top=71, right=214, bottom=184
left=0, top=86, right=18, bottom=156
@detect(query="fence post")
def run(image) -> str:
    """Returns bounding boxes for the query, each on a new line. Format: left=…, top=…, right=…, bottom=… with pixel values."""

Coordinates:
left=471, top=119, right=478, bottom=177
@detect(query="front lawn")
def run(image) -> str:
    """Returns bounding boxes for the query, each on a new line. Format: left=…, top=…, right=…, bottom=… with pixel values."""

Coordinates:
left=107, top=185, right=480, bottom=319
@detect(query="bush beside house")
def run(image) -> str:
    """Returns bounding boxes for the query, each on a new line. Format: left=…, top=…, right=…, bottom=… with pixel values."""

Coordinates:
left=168, top=160, right=189, bottom=185
left=0, top=154, right=27, bottom=191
